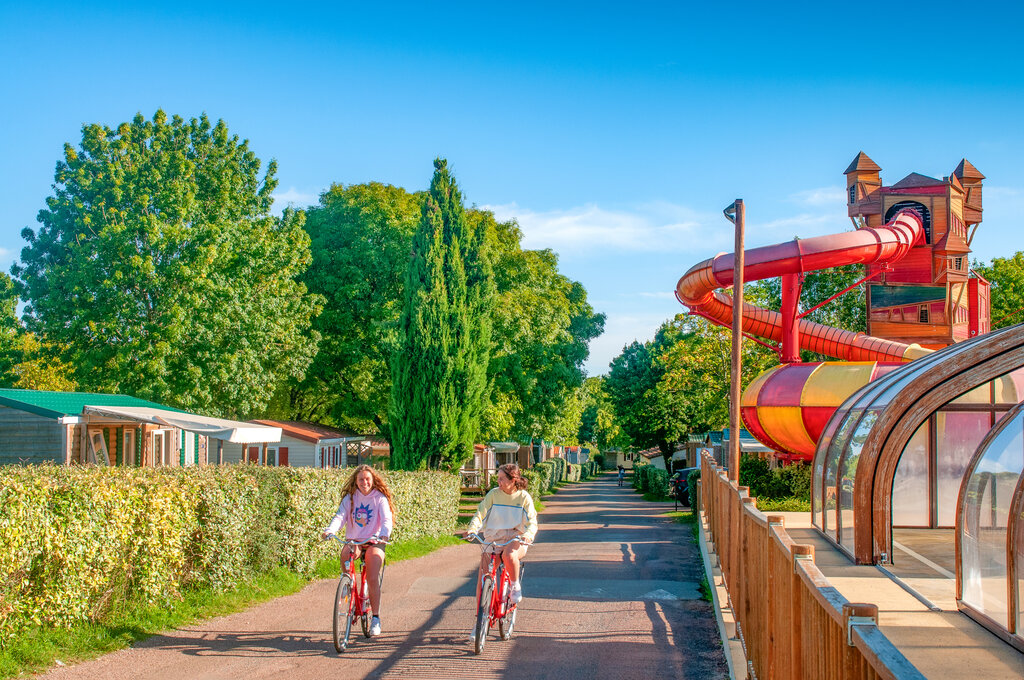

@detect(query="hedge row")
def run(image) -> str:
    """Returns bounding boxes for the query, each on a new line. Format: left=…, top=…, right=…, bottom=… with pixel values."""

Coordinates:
left=0, top=464, right=459, bottom=645
left=632, top=463, right=670, bottom=498
left=518, top=457, right=600, bottom=501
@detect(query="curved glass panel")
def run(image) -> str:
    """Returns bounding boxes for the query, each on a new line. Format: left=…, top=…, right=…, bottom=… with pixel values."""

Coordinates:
left=826, top=408, right=861, bottom=542
left=960, top=411, right=1024, bottom=626
left=814, top=403, right=849, bottom=531
left=936, top=411, right=993, bottom=526
left=839, top=408, right=881, bottom=549
left=892, top=420, right=930, bottom=526
left=1017, top=501, right=1024, bottom=643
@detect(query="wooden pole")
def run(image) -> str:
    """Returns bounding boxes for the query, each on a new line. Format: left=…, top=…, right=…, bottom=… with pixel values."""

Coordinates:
left=728, top=199, right=745, bottom=482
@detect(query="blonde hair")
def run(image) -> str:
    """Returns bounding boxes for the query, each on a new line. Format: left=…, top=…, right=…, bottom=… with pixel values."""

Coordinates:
left=340, top=464, right=397, bottom=516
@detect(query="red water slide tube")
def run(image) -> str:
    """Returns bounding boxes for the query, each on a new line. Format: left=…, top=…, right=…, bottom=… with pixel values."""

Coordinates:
left=674, top=209, right=930, bottom=362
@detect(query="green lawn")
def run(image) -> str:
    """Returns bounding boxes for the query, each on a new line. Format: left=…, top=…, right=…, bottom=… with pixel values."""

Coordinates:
left=0, top=533, right=464, bottom=680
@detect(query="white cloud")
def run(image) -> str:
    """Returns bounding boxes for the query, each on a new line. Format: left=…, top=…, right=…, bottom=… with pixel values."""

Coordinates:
left=272, top=187, right=321, bottom=214
left=483, top=201, right=730, bottom=253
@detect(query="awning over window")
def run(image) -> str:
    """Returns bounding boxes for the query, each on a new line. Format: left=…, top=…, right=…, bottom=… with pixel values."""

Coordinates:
left=82, top=406, right=282, bottom=444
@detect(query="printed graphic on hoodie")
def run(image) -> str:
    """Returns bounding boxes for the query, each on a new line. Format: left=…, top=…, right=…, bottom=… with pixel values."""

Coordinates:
left=353, top=503, right=374, bottom=528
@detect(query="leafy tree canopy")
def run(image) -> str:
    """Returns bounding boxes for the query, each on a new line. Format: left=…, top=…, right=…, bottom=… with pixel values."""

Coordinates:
left=13, top=111, right=321, bottom=417
left=482, top=214, right=606, bottom=442
left=975, top=252, right=1024, bottom=329
left=270, top=182, right=424, bottom=432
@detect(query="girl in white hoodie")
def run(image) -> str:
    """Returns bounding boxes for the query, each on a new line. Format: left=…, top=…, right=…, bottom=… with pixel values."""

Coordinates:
left=322, top=464, right=395, bottom=637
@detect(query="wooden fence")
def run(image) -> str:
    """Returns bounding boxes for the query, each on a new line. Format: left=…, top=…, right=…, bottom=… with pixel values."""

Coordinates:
left=700, top=453, right=925, bottom=680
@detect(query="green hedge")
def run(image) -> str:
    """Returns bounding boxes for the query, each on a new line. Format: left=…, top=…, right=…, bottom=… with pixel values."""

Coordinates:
left=632, top=463, right=670, bottom=498
left=0, top=464, right=459, bottom=645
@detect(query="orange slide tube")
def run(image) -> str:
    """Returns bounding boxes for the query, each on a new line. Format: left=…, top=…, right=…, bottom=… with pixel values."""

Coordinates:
left=674, top=209, right=931, bottom=362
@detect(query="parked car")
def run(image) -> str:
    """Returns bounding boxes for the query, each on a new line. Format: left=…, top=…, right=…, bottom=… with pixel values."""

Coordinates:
left=670, top=467, right=699, bottom=509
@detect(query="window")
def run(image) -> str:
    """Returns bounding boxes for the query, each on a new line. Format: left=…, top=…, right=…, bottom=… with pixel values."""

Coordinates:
left=919, top=307, right=929, bottom=323
left=88, top=430, right=110, bottom=465
left=849, top=185, right=857, bottom=204
left=955, top=257, right=963, bottom=270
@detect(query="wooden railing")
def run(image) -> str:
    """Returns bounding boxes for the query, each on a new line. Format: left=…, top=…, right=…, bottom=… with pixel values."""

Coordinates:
left=700, top=453, right=925, bottom=680
left=459, top=468, right=495, bottom=491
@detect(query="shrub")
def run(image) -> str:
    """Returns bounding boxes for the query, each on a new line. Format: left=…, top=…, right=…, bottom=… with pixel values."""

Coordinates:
left=687, top=468, right=701, bottom=509
left=0, top=464, right=459, bottom=645
left=590, top=452, right=606, bottom=469
left=737, top=454, right=811, bottom=502
left=632, top=464, right=669, bottom=498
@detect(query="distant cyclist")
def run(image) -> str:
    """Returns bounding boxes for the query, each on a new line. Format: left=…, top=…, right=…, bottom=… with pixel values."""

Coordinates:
left=465, top=463, right=537, bottom=638
left=322, top=464, right=395, bottom=637
left=617, top=465, right=626, bottom=487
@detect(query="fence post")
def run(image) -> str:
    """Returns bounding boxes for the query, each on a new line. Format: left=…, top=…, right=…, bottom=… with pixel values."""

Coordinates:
left=765, top=515, right=785, bottom=680
left=791, top=544, right=814, bottom=680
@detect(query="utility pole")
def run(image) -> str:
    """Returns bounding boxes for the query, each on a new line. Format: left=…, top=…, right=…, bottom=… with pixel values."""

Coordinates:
left=724, top=200, right=745, bottom=482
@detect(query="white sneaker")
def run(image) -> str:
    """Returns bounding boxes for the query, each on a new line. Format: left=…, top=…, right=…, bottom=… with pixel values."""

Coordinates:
left=510, top=582, right=522, bottom=604
left=370, top=617, right=382, bottom=637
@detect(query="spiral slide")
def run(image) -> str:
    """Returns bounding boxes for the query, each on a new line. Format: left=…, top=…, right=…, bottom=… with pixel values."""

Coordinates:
left=675, top=209, right=933, bottom=459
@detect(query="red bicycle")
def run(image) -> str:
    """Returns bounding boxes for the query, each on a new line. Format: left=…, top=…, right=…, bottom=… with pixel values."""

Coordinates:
left=466, top=534, right=525, bottom=655
left=327, top=535, right=390, bottom=653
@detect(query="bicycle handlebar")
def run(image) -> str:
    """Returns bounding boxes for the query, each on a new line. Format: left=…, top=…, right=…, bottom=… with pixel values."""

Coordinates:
left=325, top=534, right=392, bottom=547
left=464, top=534, right=528, bottom=547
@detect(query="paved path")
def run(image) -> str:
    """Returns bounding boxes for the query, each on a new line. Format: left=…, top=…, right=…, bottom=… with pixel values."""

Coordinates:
left=40, top=473, right=728, bottom=680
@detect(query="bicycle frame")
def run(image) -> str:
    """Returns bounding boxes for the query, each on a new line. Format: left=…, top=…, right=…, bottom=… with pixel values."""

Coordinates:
left=466, top=534, right=524, bottom=653
left=328, top=535, right=389, bottom=652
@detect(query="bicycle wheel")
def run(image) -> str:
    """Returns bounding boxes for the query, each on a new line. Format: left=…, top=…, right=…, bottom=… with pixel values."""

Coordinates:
left=500, top=564, right=522, bottom=640
left=333, top=576, right=354, bottom=653
left=360, top=574, right=371, bottom=637
left=474, top=575, right=493, bottom=655
left=498, top=604, right=517, bottom=640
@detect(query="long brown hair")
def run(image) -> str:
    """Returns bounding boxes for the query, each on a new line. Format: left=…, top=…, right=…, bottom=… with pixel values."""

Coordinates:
left=340, top=464, right=397, bottom=515
left=498, top=463, right=528, bottom=491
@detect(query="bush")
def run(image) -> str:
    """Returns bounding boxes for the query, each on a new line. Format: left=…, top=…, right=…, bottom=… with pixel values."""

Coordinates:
left=738, top=454, right=811, bottom=502
left=687, top=468, right=701, bottom=509
left=590, top=452, right=606, bottom=469
left=0, top=464, right=459, bottom=645
left=566, top=463, right=581, bottom=482
left=632, top=464, right=670, bottom=498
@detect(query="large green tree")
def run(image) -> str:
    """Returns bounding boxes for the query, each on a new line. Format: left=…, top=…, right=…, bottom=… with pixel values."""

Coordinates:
left=578, top=376, right=624, bottom=450
left=13, top=111, right=321, bottom=416
left=976, top=252, right=1024, bottom=329
left=271, top=183, right=423, bottom=431
left=482, top=214, right=605, bottom=442
left=389, top=159, right=493, bottom=470
left=607, top=313, right=777, bottom=453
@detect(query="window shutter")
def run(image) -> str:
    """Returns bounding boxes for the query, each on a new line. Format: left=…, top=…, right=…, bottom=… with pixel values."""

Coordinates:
left=278, top=447, right=289, bottom=466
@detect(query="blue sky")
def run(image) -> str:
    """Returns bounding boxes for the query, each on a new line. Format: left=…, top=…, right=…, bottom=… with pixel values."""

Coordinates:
left=4, top=2, right=1024, bottom=375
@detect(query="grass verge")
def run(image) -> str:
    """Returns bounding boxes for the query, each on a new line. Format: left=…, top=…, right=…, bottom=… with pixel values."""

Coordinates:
left=1, top=533, right=464, bottom=680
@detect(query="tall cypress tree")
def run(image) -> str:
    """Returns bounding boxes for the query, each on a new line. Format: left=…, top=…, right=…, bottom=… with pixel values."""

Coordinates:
left=389, top=159, right=493, bottom=470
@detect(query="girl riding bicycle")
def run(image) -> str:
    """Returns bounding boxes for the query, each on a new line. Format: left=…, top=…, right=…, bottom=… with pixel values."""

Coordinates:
left=322, top=464, right=395, bottom=637
left=465, top=463, right=537, bottom=615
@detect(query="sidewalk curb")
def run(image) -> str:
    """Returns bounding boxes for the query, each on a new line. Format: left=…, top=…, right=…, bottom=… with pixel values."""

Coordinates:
left=696, top=509, right=747, bottom=680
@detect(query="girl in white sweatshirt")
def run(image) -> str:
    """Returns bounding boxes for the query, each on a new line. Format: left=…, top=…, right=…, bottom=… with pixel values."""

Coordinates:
left=466, top=463, right=538, bottom=607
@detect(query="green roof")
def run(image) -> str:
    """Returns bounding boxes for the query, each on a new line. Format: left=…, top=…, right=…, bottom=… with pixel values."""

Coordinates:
left=0, top=389, right=181, bottom=420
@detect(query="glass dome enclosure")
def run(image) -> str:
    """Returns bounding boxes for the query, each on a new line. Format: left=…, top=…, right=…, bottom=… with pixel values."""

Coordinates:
left=957, top=401, right=1024, bottom=651
left=812, top=324, right=1024, bottom=564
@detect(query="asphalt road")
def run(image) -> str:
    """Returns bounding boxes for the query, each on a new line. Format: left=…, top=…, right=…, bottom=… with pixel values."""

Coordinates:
left=39, top=472, right=728, bottom=680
